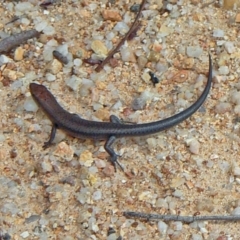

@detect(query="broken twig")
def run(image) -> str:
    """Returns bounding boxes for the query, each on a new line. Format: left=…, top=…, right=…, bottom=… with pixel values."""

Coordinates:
left=123, top=211, right=240, bottom=223
left=95, top=0, right=147, bottom=72
left=0, top=29, right=40, bottom=54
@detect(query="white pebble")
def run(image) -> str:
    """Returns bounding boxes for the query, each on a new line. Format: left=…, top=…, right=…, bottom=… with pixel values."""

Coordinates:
left=120, top=47, right=136, bottom=62
left=157, top=221, right=168, bottom=235
left=213, top=29, right=225, bottom=38
left=20, top=231, right=30, bottom=238
left=41, top=160, right=53, bottom=173
left=230, top=91, right=240, bottom=104
left=73, top=58, right=82, bottom=67
left=92, top=190, right=102, bottom=201
left=35, top=21, right=48, bottom=32
left=224, top=41, right=235, bottom=54
left=191, top=233, right=203, bottom=240
left=0, top=55, right=11, bottom=66
left=45, top=73, right=56, bottom=82
left=15, top=2, right=33, bottom=12
left=65, top=75, right=82, bottom=91
left=188, top=138, right=200, bottom=155
left=156, top=198, right=168, bottom=209
left=56, top=44, right=69, bottom=56
left=218, top=65, right=229, bottom=75
left=113, top=22, right=129, bottom=35
left=21, top=18, right=30, bottom=26
left=43, top=25, right=56, bottom=35
left=232, top=206, right=240, bottom=215
left=233, top=166, right=240, bottom=176
left=186, top=46, right=203, bottom=58
left=172, top=221, right=182, bottom=231
left=0, top=133, right=5, bottom=142
left=24, top=97, right=38, bottom=112
left=173, top=189, right=183, bottom=198
left=234, top=105, right=240, bottom=115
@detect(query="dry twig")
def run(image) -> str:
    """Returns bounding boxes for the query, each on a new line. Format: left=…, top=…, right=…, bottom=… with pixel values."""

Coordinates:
left=123, top=211, right=240, bottom=223
left=95, top=0, right=147, bottom=72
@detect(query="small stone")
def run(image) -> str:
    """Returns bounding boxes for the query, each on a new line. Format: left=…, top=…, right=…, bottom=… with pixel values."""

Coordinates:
left=158, top=221, right=168, bottom=235
left=14, top=46, right=25, bottom=61
left=186, top=46, right=203, bottom=58
left=172, top=221, right=182, bottom=231
left=24, top=97, right=38, bottom=112
left=20, top=231, right=29, bottom=238
left=141, top=71, right=151, bottom=83
left=103, top=164, right=115, bottom=176
left=45, top=73, right=56, bottom=82
left=45, top=59, right=63, bottom=75
left=155, top=198, right=168, bottom=209
left=224, top=42, right=235, bottom=54
left=92, top=190, right=102, bottom=201
left=148, top=51, right=160, bottom=62
left=188, top=138, right=200, bottom=154
left=232, top=206, right=240, bottom=215
left=234, top=105, right=240, bottom=115
left=91, top=40, right=108, bottom=58
left=215, top=102, right=232, bottom=114
left=66, top=75, right=82, bottom=91
left=137, top=55, right=148, bottom=69
left=131, top=96, right=146, bottom=110
left=170, top=177, right=185, bottom=188
left=130, top=4, right=141, bottom=12
left=95, top=159, right=106, bottom=168
left=53, top=142, right=74, bottom=161
left=79, top=150, right=94, bottom=167
left=138, top=191, right=151, bottom=201
left=235, top=13, right=240, bottom=23
left=120, top=47, right=136, bottom=62
left=101, top=10, right=122, bottom=21
left=218, top=65, right=229, bottom=75
left=192, top=234, right=203, bottom=240
left=41, top=159, right=53, bottom=173
left=196, top=199, right=214, bottom=212
left=223, top=0, right=240, bottom=9
left=0, top=55, right=11, bottom=66
left=2, top=69, right=24, bottom=81
left=94, top=108, right=110, bottom=121
left=213, top=29, right=224, bottom=38
left=230, top=91, right=240, bottom=104
left=233, top=166, right=240, bottom=176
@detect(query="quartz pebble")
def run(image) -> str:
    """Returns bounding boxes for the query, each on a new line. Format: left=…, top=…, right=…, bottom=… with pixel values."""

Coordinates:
left=224, top=41, right=235, bottom=54
left=213, top=29, right=225, bottom=38
left=188, top=138, right=200, bottom=154
left=41, top=159, right=53, bottom=173
left=158, top=221, right=168, bottom=235
left=218, top=65, right=229, bottom=75
left=120, top=47, right=136, bottom=62
left=65, top=75, right=82, bottom=91
left=215, top=102, right=232, bottom=114
left=186, top=46, right=203, bottom=58
left=24, top=97, right=38, bottom=112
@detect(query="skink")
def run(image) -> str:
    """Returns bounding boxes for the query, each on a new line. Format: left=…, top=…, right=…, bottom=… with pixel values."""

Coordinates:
left=30, top=54, right=212, bottom=171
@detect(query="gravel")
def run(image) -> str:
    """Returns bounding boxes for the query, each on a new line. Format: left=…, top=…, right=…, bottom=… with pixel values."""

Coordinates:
left=1, top=0, right=240, bottom=239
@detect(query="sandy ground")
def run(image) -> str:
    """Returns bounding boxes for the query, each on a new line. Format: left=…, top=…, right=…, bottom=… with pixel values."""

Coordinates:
left=1, top=0, right=240, bottom=239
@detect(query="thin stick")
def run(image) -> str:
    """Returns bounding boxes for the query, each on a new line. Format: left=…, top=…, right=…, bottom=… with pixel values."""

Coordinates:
left=95, top=0, right=147, bottom=72
left=0, top=29, right=40, bottom=53
left=123, top=211, right=240, bottom=223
